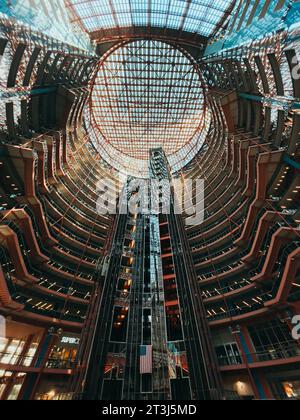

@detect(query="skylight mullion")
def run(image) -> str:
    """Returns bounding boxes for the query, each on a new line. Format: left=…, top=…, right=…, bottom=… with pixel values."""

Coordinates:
left=68, top=0, right=234, bottom=37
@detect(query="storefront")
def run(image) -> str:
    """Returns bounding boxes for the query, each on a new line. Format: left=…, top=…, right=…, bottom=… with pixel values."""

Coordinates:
left=47, top=333, right=80, bottom=369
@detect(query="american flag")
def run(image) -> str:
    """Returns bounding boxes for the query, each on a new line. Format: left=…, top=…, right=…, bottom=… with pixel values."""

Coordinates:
left=140, top=345, right=152, bottom=374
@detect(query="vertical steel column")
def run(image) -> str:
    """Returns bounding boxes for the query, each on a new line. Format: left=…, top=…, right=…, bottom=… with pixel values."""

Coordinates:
left=151, top=148, right=224, bottom=400
left=79, top=212, right=128, bottom=399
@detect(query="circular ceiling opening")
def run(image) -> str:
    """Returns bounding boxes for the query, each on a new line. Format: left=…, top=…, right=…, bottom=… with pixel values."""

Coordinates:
left=86, top=39, right=209, bottom=177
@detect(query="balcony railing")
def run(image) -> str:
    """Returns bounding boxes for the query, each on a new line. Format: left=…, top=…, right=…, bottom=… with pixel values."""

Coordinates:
left=218, top=343, right=300, bottom=366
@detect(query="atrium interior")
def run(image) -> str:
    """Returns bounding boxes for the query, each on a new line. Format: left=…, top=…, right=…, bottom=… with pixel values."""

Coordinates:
left=0, top=0, right=300, bottom=401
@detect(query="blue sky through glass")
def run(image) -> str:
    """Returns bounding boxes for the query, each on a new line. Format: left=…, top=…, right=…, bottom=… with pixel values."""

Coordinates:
left=68, top=0, right=233, bottom=37
left=0, top=0, right=91, bottom=50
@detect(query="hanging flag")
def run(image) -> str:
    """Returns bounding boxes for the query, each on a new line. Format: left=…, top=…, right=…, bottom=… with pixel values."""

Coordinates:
left=140, top=345, right=152, bottom=374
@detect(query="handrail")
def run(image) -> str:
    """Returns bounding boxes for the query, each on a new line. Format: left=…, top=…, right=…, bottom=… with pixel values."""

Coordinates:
left=218, top=343, right=300, bottom=366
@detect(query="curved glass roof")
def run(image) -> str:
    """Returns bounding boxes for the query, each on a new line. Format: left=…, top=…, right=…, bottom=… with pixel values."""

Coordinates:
left=67, top=0, right=233, bottom=38
left=0, top=0, right=91, bottom=50
left=86, top=39, right=210, bottom=177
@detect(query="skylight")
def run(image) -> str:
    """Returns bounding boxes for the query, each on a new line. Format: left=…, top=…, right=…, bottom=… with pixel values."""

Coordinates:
left=67, top=0, right=233, bottom=38
left=86, top=39, right=210, bottom=177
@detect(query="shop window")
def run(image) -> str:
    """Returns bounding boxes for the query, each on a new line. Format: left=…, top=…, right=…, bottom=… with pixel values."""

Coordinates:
left=0, top=371, right=25, bottom=400
left=47, top=334, right=80, bottom=369
left=0, top=337, right=39, bottom=367
left=24, top=343, right=39, bottom=367
left=7, top=384, right=22, bottom=400
left=0, top=338, right=24, bottom=365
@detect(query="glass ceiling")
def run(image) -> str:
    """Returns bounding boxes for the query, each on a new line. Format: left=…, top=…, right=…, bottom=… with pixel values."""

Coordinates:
left=0, top=0, right=91, bottom=51
left=67, top=0, right=233, bottom=38
left=86, top=39, right=210, bottom=177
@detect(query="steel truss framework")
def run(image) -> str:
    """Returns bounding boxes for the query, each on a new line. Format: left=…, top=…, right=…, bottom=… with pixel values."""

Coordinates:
left=87, top=39, right=210, bottom=176
left=66, top=0, right=234, bottom=39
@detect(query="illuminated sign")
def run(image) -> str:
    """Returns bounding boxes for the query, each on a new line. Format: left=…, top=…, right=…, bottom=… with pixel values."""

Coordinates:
left=292, top=316, right=300, bottom=340
left=59, top=335, right=80, bottom=346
